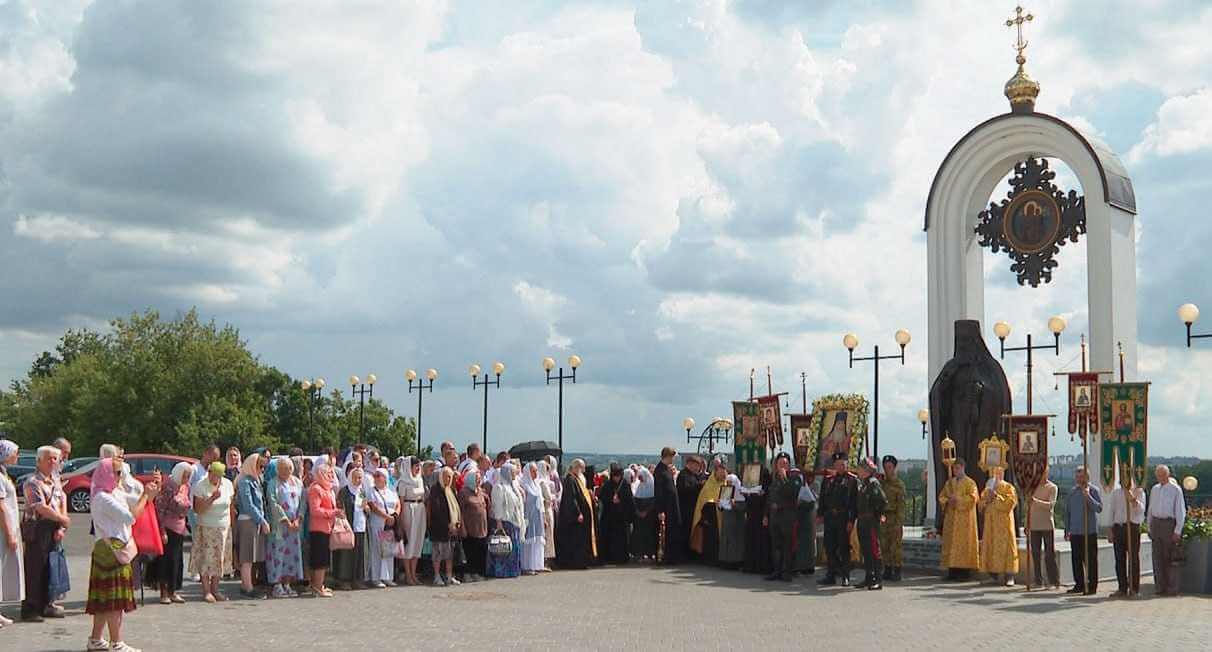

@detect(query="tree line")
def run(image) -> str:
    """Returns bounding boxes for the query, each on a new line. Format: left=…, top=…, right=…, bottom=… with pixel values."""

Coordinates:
left=0, top=309, right=420, bottom=459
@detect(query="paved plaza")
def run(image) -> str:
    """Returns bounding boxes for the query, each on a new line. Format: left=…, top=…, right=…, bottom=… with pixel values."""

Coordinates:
left=2, top=519, right=1208, bottom=651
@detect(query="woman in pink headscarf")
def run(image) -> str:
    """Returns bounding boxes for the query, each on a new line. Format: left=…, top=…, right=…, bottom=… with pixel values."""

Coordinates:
left=85, top=448, right=160, bottom=652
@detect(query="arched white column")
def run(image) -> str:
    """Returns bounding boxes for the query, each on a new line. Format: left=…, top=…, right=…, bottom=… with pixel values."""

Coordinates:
left=924, top=113, right=1137, bottom=523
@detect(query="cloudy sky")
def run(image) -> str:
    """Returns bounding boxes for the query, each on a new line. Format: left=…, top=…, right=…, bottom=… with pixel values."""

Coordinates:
left=2, top=0, right=1211, bottom=458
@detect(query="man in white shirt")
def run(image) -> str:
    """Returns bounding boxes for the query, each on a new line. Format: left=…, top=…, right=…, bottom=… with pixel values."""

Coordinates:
left=1147, top=465, right=1186, bottom=596
left=1108, top=479, right=1145, bottom=597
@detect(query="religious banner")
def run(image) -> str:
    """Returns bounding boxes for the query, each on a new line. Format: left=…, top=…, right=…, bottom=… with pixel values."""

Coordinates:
left=755, top=394, right=784, bottom=450
left=1098, top=382, right=1149, bottom=488
left=1006, top=415, right=1049, bottom=492
left=789, top=413, right=812, bottom=472
left=1066, top=372, right=1100, bottom=438
left=732, top=400, right=764, bottom=487
left=805, top=393, right=868, bottom=474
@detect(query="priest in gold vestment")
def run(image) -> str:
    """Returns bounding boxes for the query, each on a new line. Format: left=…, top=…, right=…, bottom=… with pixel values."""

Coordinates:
left=978, top=466, right=1018, bottom=586
left=938, top=458, right=979, bottom=580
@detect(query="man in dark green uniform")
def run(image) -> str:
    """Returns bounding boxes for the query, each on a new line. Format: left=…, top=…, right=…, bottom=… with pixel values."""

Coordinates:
left=879, top=455, right=906, bottom=582
left=764, top=453, right=801, bottom=582
left=855, top=457, right=888, bottom=590
left=817, top=452, right=858, bottom=586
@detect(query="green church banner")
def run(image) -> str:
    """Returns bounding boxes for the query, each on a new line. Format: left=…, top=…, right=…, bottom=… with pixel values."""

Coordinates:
left=1098, top=382, right=1149, bottom=488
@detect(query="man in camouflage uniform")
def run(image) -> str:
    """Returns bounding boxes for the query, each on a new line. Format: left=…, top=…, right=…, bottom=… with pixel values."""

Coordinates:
left=855, top=457, right=888, bottom=590
left=879, top=455, right=906, bottom=582
left=764, top=452, right=801, bottom=582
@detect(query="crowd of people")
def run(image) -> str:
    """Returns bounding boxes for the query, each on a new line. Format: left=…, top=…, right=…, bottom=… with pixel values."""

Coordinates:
left=0, top=436, right=1195, bottom=651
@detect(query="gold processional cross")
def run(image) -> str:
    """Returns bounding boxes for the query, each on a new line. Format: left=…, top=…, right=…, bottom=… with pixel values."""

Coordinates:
left=1005, top=5, right=1034, bottom=62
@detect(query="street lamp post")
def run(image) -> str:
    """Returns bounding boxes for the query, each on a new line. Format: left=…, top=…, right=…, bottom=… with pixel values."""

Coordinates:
left=407, top=368, right=438, bottom=458
left=544, top=355, right=581, bottom=454
left=843, top=328, right=911, bottom=460
left=993, top=317, right=1067, bottom=413
left=918, top=408, right=929, bottom=525
left=349, top=374, right=376, bottom=444
left=470, top=362, right=505, bottom=454
left=685, top=417, right=732, bottom=458
left=1178, top=303, right=1211, bottom=347
left=300, top=377, right=326, bottom=452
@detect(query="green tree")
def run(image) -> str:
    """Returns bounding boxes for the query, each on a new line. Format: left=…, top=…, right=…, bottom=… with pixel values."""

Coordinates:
left=8, top=309, right=280, bottom=455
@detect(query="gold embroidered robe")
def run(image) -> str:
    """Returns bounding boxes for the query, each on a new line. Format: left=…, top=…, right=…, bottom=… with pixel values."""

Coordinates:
left=939, top=476, right=979, bottom=570
left=979, top=480, right=1019, bottom=575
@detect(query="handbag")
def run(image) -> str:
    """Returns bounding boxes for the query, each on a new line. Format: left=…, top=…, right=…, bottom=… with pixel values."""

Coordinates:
left=377, top=528, right=395, bottom=557
left=393, top=539, right=409, bottom=560
left=329, top=516, right=355, bottom=551
left=112, top=537, right=138, bottom=565
left=132, top=507, right=165, bottom=556
left=487, top=526, right=512, bottom=558
left=48, top=543, right=71, bottom=596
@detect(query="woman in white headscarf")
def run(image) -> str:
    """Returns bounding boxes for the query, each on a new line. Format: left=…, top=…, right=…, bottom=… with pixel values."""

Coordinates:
left=717, top=473, right=747, bottom=569
left=364, top=468, right=399, bottom=588
left=631, top=467, right=658, bottom=561
left=537, top=460, right=556, bottom=567
left=519, top=463, right=546, bottom=575
left=0, top=439, right=23, bottom=623
left=394, top=456, right=426, bottom=585
left=486, top=463, right=524, bottom=578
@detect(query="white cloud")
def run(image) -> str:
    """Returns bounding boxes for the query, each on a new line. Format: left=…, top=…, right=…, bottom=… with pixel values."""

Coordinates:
left=1128, top=88, right=1212, bottom=162
left=13, top=214, right=101, bottom=242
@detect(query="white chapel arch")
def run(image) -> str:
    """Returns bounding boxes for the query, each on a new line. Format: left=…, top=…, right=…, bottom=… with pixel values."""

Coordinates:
left=923, top=111, right=1138, bottom=522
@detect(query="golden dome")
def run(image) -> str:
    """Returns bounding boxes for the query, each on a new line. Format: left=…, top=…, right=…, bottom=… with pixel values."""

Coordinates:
left=1004, top=54, right=1039, bottom=113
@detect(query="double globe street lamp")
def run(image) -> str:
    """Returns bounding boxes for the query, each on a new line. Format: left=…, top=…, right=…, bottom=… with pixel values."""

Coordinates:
left=842, top=328, right=911, bottom=460
left=407, top=368, right=438, bottom=457
left=300, top=377, right=326, bottom=452
left=349, top=374, right=376, bottom=442
left=544, top=355, right=581, bottom=454
left=992, top=316, right=1066, bottom=413
left=470, top=362, right=505, bottom=453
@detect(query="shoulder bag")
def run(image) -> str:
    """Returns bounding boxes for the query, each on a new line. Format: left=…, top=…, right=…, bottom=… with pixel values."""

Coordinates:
left=329, top=515, right=355, bottom=551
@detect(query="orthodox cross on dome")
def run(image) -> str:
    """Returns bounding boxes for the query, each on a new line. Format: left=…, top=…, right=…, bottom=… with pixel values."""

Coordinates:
left=1005, top=6, right=1034, bottom=64
left=1002, top=5, right=1040, bottom=113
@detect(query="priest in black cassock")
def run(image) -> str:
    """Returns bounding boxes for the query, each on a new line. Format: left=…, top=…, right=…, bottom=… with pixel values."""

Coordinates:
left=742, top=465, right=773, bottom=574
left=677, top=455, right=706, bottom=562
left=555, top=458, right=596, bottom=569
left=597, top=463, right=636, bottom=564
left=653, top=447, right=683, bottom=564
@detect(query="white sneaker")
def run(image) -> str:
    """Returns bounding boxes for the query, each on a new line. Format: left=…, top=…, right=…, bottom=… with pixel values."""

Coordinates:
left=110, top=642, right=141, bottom=652
left=86, top=640, right=109, bottom=651
left=446, top=576, right=461, bottom=586
left=271, top=584, right=290, bottom=598
left=432, top=576, right=446, bottom=587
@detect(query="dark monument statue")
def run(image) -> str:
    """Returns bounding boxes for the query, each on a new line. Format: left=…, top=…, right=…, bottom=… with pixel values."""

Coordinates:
left=928, top=320, right=1012, bottom=531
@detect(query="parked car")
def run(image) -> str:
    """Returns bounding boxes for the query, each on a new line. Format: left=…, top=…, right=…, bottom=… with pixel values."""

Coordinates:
left=15, top=456, right=99, bottom=487
left=7, top=453, right=38, bottom=481
left=62, top=453, right=198, bottom=513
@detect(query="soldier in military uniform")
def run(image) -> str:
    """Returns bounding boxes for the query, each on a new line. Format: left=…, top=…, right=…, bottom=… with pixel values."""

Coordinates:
left=855, top=457, right=888, bottom=590
left=764, top=452, right=801, bottom=582
left=879, top=455, right=906, bottom=582
left=817, top=452, right=857, bottom=586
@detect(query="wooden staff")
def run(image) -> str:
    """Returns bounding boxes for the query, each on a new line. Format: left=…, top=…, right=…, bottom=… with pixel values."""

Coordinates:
left=1126, top=448, right=1136, bottom=594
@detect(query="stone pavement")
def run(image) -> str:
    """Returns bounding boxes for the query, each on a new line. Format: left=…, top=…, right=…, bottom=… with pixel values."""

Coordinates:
left=1, top=519, right=1208, bottom=650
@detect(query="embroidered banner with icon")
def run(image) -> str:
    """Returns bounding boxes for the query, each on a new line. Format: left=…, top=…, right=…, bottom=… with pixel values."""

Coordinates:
left=1098, top=382, right=1148, bottom=488
left=1006, top=414, right=1049, bottom=493
left=732, top=400, right=764, bottom=487
left=755, top=394, right=784, bottom=450
left=1066, top=372, right=1100, bottom=438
